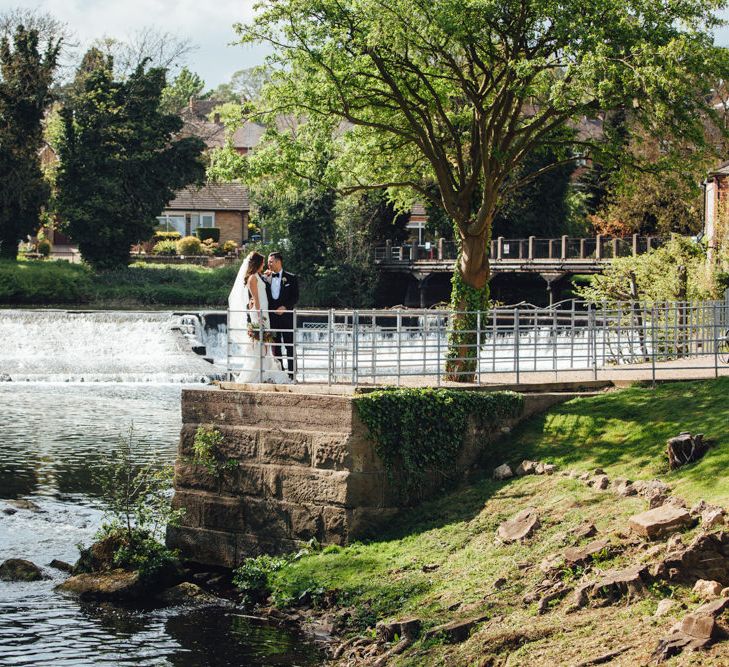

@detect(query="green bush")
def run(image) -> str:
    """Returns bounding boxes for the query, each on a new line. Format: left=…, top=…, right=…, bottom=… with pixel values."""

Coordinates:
left=0, top=260, right=93, bottom=304
left=36, top=238, right=52, bottom=257
left=222, top=240, right=239, bottom=254
left=195, top=227, right=220, bottom=243
left=233, top=555, right=288, bottom=606
left=152, top=240, right=178, bottom=255
left=354, top=388, right=524, bottom=498
left=177, top=235, right=203, bottom=255
left=153, top=230, right=182, bottom=242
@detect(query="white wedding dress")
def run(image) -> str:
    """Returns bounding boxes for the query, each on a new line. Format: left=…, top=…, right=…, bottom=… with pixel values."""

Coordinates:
left=228, top=261, right=291, bottom=384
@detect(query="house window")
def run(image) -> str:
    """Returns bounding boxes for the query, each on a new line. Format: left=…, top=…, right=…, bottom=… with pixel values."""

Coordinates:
left=189, top=212, right=215, bottom=235
left=156, top=214, right=186, bottom=235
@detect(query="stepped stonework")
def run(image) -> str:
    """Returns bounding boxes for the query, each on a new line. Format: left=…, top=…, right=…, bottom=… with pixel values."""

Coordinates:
left=167, top=386, right=573, bottom=568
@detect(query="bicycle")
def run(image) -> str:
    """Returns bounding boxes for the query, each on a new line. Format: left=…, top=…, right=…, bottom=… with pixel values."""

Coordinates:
left=719, top=328, right=729, bottom=364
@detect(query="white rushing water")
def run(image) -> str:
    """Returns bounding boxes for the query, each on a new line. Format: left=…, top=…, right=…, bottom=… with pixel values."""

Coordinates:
left=0, top=310, right=225, bottom=383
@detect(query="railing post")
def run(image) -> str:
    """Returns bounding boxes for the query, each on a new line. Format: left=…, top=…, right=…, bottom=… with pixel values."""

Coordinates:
left=396, top=309, right=402, bottom=387
left=528, top=236, right=535, bottom=260
left=409, top=245, right=415, bottom=261
left=437, top=237, right=444, bottom=260
left=327, top=308, right=333, bottom=386
left=632, top=234, right=638, bottom=257
left=514, top=309, right=520, bottom=385
left=651, top=304, right=656, bottom=387
left=385, top=239, right=392, bottom=260
left=476, top=310, right=481, bottom=385
left=612, top=237, right=619, bottom=258
left=561, top=235, right=568, bottom=260
left=580, top=238, right=586, bottom=259
left=595, top=234, right=603, bottom=261
left=352, top=309, right=358, bottom=386
left=497, top=236, right=504, bottom=260
left=293, top=309, right=298, bottom=383
left=518, top=239, right=525, bottom=259
left=397, top=245, right=404, bottom=261
left=646, top=236, right=653, bottom=251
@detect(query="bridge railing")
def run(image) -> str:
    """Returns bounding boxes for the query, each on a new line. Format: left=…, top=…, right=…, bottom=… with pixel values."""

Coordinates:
left=226, top=299, right=729, bottom=385
left=374, top=235, right=662, bottom=263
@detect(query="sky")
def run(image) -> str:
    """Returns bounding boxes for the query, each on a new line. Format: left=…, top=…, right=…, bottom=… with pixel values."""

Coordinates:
left=5, top=1, right=729, bottom=90
left=6, top=0, right=266, bottom=88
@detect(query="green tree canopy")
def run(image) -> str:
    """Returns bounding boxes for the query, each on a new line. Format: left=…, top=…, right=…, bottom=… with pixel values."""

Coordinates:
left=0, top=25, right=59, bottom=259
left=56, top=54, right=206, bottom=269
left=234, top=0, right=729, bottom=378
left=160, top=66, right=205, bottom=114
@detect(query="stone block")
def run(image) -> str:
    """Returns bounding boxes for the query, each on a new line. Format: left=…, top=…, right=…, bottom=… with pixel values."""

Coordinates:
left=628, top=506, right=694, bottom=539
left=172, top=490, right=204, bottom=528
left=233, top=465, right=266, bottom=497
left=166, top=525, right=238, bottom=568
left=242, top=498, right=291, bottom=538
left=260, top=430, right=311, bottom=465
left=347, top=507, right=399, bottom=540
left=279, top=469, right=349, bottom=506
left=202, top=495, right=245, bottom=533
left=174, top=462, right=219, bottom=493
left=217, top=426, right=258, bottom=460
left=286, top=502, right=323, bottom=541
left=311, top=434, right=350, bottom=470
left=345, top=471, right=390, bottom=507
left=322, top=506, right=348, bottom=544
left=236, top=533, right=302, bottom=561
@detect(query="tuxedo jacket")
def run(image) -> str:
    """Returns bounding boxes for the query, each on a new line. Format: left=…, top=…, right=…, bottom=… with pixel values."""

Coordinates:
left=266, top=270, right=299, bottom=313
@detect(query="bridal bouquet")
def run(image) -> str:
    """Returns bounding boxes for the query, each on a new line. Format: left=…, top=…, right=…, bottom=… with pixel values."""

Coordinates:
left=247, top=322, right=275, bottom=343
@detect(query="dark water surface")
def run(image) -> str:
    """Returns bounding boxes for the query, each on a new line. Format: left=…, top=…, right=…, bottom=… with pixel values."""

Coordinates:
left=0, top=383, right=321, bottom=667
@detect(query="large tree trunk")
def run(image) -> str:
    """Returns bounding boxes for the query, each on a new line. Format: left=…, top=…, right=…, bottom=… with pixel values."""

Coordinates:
left=444, top=229, right=491, bottom=382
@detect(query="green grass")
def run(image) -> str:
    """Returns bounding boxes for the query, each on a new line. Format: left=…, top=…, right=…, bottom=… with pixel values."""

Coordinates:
left=250, top=379, right=729, bottom=665
left=0, top=259, right=239, bottom=307
left=493, top=378, right=729, bottom=505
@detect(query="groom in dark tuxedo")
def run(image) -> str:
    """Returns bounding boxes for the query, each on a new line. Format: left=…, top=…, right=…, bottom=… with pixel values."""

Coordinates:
left=265, top=252, right=299, bottom=379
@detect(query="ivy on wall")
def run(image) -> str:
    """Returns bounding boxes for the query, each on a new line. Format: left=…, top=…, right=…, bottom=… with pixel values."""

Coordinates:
left=354, top=388, right=523, bottom=497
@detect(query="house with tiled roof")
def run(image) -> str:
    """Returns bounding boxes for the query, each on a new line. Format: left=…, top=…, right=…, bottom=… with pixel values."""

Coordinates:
left=703, top=160, right=729, bottom=262
left=159, top=99, right=262, bottom=244
left=158, top=182, right=251, bottom=244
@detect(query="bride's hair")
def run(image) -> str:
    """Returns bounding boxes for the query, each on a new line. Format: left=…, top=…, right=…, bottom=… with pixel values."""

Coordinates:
left=244, top=252, right=265, bottom=282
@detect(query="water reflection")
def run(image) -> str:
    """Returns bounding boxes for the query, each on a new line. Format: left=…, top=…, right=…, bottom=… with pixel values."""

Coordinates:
left=0, top=383, right=321, bottom=667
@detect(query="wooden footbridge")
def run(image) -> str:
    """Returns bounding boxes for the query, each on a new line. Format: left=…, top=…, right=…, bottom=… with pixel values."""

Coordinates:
left=375, top=234, right=663, bottom=304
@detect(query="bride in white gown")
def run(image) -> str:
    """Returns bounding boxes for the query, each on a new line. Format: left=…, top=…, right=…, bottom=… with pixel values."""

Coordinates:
left=228, top=251, right=291, bottom=384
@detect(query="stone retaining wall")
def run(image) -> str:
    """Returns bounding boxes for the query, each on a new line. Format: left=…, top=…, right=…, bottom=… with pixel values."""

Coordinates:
left=167, top=387, right=573, bottom=568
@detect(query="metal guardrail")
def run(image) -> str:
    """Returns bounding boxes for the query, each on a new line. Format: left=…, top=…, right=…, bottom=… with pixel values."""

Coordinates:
left=226, top=298, right=729, bottom=385
left=374, top=235, right=663, bottom=263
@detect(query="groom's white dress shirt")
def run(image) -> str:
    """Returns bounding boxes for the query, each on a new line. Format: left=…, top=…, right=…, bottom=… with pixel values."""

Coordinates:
left=271, top=271, right=283, bottom=300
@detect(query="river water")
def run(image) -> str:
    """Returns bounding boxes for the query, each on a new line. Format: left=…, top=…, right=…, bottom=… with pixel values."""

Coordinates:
left=0, top=311, right=322, bottom=666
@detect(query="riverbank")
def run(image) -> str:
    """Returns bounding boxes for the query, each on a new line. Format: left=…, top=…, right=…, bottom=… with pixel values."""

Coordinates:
left=0, top=260, right=237, bottom=308
left=240, top=378, right=729, bottom=665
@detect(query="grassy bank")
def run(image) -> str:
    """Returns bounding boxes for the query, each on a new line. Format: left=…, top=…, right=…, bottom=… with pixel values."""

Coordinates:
left=0, top=260, right=238, bottom=307
left=248, top=379, right=729, bottom=665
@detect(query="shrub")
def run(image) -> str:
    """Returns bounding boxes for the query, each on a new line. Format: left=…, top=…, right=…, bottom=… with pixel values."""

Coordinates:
left=195, top=227, right=220, bottom=243
left=177, top=235, right=203, bottom=255
left=233, top=555, right=288, bottom=606
left=36, top=238, right=52, bottom=257
left=0, top=260, right=93, bottom=304
left=222, top=240, right=238, bottom=254
left=153, top=230, right=182, bottom=242
left=152, top=240, right=178, bottom=255
left=76, top=427, right=185, bottom=578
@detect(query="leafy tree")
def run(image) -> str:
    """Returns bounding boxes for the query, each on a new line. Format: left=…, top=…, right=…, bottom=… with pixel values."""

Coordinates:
left=0, top=25, right=59, bottom=259
left=577, top=236, right=715, bottom=302
left=493, top=145, right=576, bottom=238
left=160, top=66, right=205, bottom=114
left=56, top=54, right=205, bottom=269
left=236, top=0, right=728, bottom=380
left=209, top=66, right=270, bottom=103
